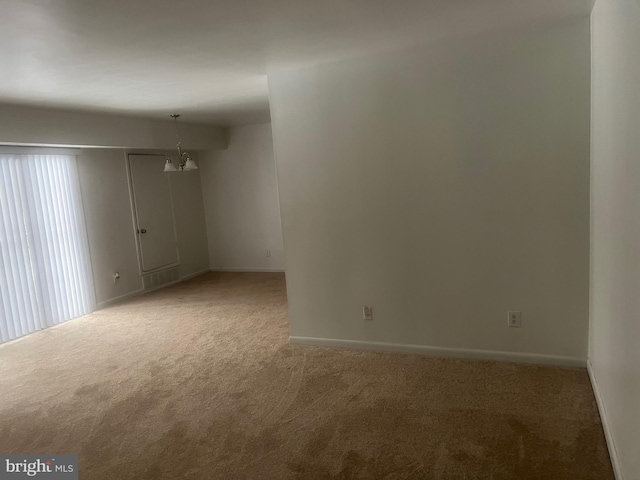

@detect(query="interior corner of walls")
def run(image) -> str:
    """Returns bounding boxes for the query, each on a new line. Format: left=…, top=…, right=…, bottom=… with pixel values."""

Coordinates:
left=220, top=127, right=232, bottom=149
left=587, top=361, right=624, bottom=480
left=95, top=287, right=144, bottom=310
left=200, top=122, right=284, bottom=275
left=179, top=268, right=211, bottom=281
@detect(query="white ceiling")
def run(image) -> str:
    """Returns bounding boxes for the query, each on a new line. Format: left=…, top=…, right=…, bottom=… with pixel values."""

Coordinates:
left=0, top=0, right=593, bottom=127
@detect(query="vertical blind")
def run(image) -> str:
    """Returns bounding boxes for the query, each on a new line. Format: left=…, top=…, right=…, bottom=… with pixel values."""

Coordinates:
left=0, top=154, right=94, bottom=343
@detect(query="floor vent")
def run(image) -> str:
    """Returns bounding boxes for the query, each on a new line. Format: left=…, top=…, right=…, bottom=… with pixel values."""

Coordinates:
left=142, top=267, right=179, bottom=290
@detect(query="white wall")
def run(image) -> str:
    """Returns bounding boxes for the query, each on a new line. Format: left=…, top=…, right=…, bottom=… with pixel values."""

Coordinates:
left=269, top=19, right=591, bottom=363
left=0, top=103, right=226, bottom=150
left=200, top=124, right=284, bottom=271
left=590, top=0, right=640, bottom=477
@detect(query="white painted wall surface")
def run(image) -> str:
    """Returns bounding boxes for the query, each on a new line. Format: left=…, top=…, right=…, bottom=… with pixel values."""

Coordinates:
left=200, top=124, right=284, bottom=271
left=0, top=103, right=226, bottom=150
left=590, top=0, right=640, bottom=477
left=269, top=20, right=590, bottom=361
left=170, top=156, right=211, bottom=278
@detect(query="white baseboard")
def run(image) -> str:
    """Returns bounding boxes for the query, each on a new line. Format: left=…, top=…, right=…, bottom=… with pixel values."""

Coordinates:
left=210, top=268, right=285, bottom=273
left=180, top=268, right=211, bottom=281
left=587, top=360, right=623, bottom=480
left=96, top=288, right=145, bottom=310
left=289, top=336, right=586, bottom=368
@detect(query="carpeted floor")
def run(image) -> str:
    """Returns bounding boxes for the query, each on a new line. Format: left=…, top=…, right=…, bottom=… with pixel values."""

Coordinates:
left=0, top=272, right=613, bottom=479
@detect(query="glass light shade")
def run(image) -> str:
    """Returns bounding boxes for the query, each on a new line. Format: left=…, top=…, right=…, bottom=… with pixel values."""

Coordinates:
left=164, top=159, right=177, bottom=172
left=183, top=158, right=198, bottom=171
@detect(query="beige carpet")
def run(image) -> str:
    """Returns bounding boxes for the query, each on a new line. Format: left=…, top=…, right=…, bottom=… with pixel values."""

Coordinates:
left=0, top=272, right=613, bottom=479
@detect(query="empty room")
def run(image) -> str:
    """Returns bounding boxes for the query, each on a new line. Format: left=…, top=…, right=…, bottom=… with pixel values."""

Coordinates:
left=0, top=0, right=637, bottom=478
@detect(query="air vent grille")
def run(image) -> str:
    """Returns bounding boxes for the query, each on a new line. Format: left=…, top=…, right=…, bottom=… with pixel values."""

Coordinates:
left=142, top=267, right=179, bottom=290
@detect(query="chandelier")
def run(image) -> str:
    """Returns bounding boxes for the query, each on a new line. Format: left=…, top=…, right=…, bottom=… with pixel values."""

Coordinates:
left=163, top=114, right=198, bottom=172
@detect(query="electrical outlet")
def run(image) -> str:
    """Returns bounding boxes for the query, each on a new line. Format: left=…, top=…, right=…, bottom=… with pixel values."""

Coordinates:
left=363, top=306, right=373, bottom=321
left=113, top=272, right=120, bottom=284
left=507, top=311, right=522, bottom=328
left=266, top=249, right=271, bottom=257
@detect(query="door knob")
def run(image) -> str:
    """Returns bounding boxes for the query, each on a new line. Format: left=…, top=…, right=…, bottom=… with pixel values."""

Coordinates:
left=138, top=228, right=147, bottom=234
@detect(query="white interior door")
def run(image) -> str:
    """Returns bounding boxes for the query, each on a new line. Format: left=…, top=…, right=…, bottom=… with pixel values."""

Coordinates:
left=129, top=154, right=179, bottom=272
